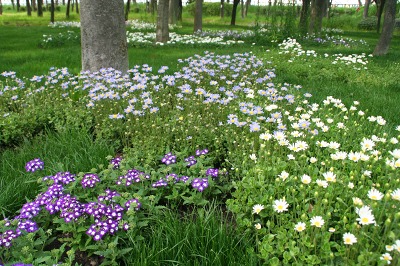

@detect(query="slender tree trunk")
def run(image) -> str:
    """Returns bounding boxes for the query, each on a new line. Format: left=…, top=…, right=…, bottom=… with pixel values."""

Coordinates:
left=71, top=0, right=74, bottom=11
left=75, top=0, right=78, bottom=14
left=11, top=0, right=15, bottom=10
left=50, top=0, right=54, bottom=23
left=240, top=0, right=244, bottom=18
left=363, top=0, right=370, bottom=18
left=31, top=0, right=37, bottom=11
left=26, top=0, right=32, bottom=15
left=37, top=0, right=43, bottom=16
left=81, top=0, right=129, bottom=72
left=0, top=0, right=2, bottom=16
left=150, top=0, right=156, bottom=15
left=62, top=0, right=64, bottom=5
left=377, top=0, right=386, bottom=33
left=66, top=0, right=70, bottom=18
left=178, top=0, right=182, bottom=21
left=299, top=0, right=310, bottom=34
left=373, top=0, right=396, bottom=55
left=220, top=0, right=224, bottom=18
left=231, top=0, right=240, bottom=25
left=125, top=0, right=130, bottom=21
left=358, top=0, right=362, bottom=6
left=309, top=0, right=325, bottom=34
left=156, top=0, right=169, bottom=43
left=17, top=0, right=20, bottom=11
left=245, top=0, right=251, bottom=17
left=194, top=0, right=202, bottom=32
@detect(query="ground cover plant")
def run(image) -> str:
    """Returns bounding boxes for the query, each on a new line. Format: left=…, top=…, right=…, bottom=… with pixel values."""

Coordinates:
left=0, top=3, right=400, bottom=266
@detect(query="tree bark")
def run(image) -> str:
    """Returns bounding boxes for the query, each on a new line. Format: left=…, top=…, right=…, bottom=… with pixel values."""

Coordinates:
left=241, top=0, right=244, bottom=18
left=156, top=0, right=169, bottom=43
left=245, top=0, right=251, bottom=17
left=363, top=0, right=370, bottom=18
left=37, top=0, right=43, bottom=16
left=299, top=0, right=310, bottom=34
left=373, top=0, right=396, bottom=55
left=309, top=0, right=326, bottom=34
left=66, top=0, right=70, bottom=18
left=231, top=0, right=240, bottom=25
left=194, top=0, right=202, bottom=32
left=220, top=0, right=224, bottom=18
left=0, top=0, right=2, bottom=16
left=11, top=0, right=15, bottom=10
left=377, top=0, right=386, bottom=33
left=358, top=0, right=362, bottom=6
left=125, top=0, right=130, bottom=21
left=50, top=0, right=54, bottom=22
left=26, top=0, right=32, bottom=16
left=150, top=0, right=156, bottom=15
left=169, top=0, right=179, bottom=25
left=75, top=0, right=78, bottom=14
left=81, top=0, right=129, bottom=72
left=31, top=0, right=37, bottom=11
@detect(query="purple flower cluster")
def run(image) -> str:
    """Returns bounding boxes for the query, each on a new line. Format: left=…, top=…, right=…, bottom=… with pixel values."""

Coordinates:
left=110, top=156, right=122, bottom=169
left=195, top=149, right=209, bottom=156
left=25, top=158, right=44, bottom=173
left=191, top=178, right=209, bottom=192
left=125, top=198, right=141, bottom=211
left=42, top=172, right=76, bottom=185
left=152, top=178, right=168, bottom=187
left=161, top=152, right=177, bottom=165
left=98, top=189, right=120, bottom=202
left=206, top=168, right=219, bottom=178
left=185, top=155, right=197, bottom=167
left=0, top=229, right=21, bottom=248
left=81, top=173, right=100, bottom=188
left=116, top=169, right=150, bottom=186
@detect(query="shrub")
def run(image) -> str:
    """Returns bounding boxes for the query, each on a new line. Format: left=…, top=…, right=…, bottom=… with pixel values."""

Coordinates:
left=186, top=2, right=231, bottom=17
left=357, top=16, right=377, bottom=30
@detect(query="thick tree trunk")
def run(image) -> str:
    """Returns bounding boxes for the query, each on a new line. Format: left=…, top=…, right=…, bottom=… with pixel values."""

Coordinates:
left=377, top=0, right=386, bottom=33
left=220, top=0, right=224, bottom=18
left=37, top=0, right=43, bottom=16
left=125, top=0, right=130, bottom=21
left=17, top=0, right=20, bottom=11
left=373, top=0, right=396, bottom=55
left=299, top=0, right=310, bottom=34
left=169, top=0, right=179, bottom=25
left=231, top=0, right=240, bottom=25
left=156, top=0, right=169, bottom=43
left=50, top=0, right=54, bottom=22
left=363, top=0, right=370, bottom=18
left=309, top=0, right=326, bottom=34
left=241, top=0, right=244, bottom=18
left=66, top=0, right=70, bottom=18
left=178, top=0, right=182, bottom=21
left=26, top=0, right=32, bottom=16
left=81, top=0, right=129, bottom=72
left=194, top=0, right=202, bottom=32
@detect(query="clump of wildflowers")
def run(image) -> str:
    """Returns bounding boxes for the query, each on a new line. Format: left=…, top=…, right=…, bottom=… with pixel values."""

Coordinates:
left=191, top=178, right=209, bottom=192
left=161, top=152, right=176, bottom=165
left=25, top=158, right=44, bottom=172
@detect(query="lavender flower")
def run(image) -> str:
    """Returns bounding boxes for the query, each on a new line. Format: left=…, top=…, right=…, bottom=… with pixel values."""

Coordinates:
left=185, top=156, right=197, bottom=167
left=195, top=149, right=209, bottom=156
left=25, top=158, right=44, bottom=172
left=18, top=219, right=39, bottom=233
left=125, top=198, right=141, bottom=211
left=110, top=156, right=122, bottom=169
left=161, top=152, right=176, bottom=165
left=152, top=178, right=168, bottom=187
left=206, top=168, right=219, bottom=178
left=191, top=178, right=209, bottom=192
left=81, top=173, right=100, bottom=188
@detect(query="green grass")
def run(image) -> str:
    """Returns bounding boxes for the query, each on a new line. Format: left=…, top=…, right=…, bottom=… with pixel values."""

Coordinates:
left=0, top=129, right=115, bottom=216
left=123, top=204, right=260, bottom=265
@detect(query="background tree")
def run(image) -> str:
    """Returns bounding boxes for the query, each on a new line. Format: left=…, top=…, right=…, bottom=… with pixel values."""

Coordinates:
left=17, top=0, right=20, bottom=12
left=169, top=0, right=180, bottom=24
left=125, top=0, right=131, bottom=21
left=156, top=0, right=169, bottom=43
left=376, top=0, right=386, bottom=33
left=373, top=0, right=396, bottom=55
left=299, top=0, right=311, bottom=34
left=150, top=0, right=157, bottom=15
left=26, top=0, right=32, bottom=16
left=309, top=0, right=327, bottom=34
left=231, top=0, right=240, bottom=25
left=31, top=0, right=36, bottom=11
left=220, top=0, right=224, bottom=18
left=363, top=0, right=370, bottom=18
left=66, top=0, right=71, bottom=18
left=11, top=0, right=15, bottom=10
left=37, top=0, right=43, bottom=16
left=0, top=0, right=2, bottom=16
left=194, top=0, right=202, bottom=32
left=245, top=0, right=251, bottom=16
left=80, top=0, right=129, bottom=72
left=50, top=0, right=55, bottom=22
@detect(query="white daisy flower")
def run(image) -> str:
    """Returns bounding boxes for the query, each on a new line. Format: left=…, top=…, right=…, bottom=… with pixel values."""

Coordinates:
left=294, top=222, right=306, bottom=232
left=356, top=205, right=376, bottom=225
left=252, top=204, right=265, bottom=215
left=368, top=188, right=384, bottom=201
left=310, top=216, right=325, bottom=228
left=273, top=198, right=289, bottom=213
left=343, top=232, right=357, bottom=245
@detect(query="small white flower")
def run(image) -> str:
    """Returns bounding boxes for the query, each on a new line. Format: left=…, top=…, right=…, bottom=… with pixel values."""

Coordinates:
left=249, top=154, right=257, bottom=162
left=301, top=174, right=311, bottom=185
left=348, top=182, right=354, bottom=189
left=252, top=204, right=265, bottom=215
left=278, top=171, right=289, bottom=181
left=386, top=245, right=394, bottom=252
left=380, top=253, right=392, bottom=264
left=309, top=157, right=318, bottom=163
left=294, top=222, right=306, bottom=232
left=254, top=223, right=262, bottom=230
left=323, top=171, right=336, bottom=182
left=391, top=188, right=400, bottom=201
left=316, top=179, right=329, bottom=188
left=343, top=232, right=357, bottom=245
left=310, top=216, right=324, bottom=228
left=368, top=188, right=384, bottom=201
left=356, top=205, right=376, bottom=225
left=273, top=198, right=289, bottom=213
left=352, top=197, right=363, bottom=206
left=389, top=149, right=400, bottom=159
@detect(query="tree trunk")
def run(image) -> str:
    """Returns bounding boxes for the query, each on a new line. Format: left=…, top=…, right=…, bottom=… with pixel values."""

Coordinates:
left=178, top=0, right=182, bottom=21
left=17, top=0, right=20, bottom=11
left=363, top=0, right=370, bottom=18
left=50, top=0, right=54, bottom=22
left=81, top=0, right=129, bottom=72
left=194, top=0, right=202, bottom=32
left=66, top=0, right=70, bottom=18
left=231, top=0, right=240, bottom=25
left=299, top=0, right=310, bottom=34
left=26, top=0, right=32, bottom=16
left=71, top=0, right=74, bottom=11
left=309, top=0, right=325, bottom=34
left=169, top=0, right=179, bottom=25
left=377, top=0, right=386, bottom=33
left=37, top=0, right=43, bottom=16
left=31, top=0, right=37, bottom=11
left=156, top=0, right=169, bottom=43
left=220, top=0, right=224, bottom=18
left=241, top=0, right=244, bottom=18
left=150, top=0, right=156, bottom=15
left=0, top=0, right=2, bottom=16
left=373, top=0, right=396, bottom=55
left=245, top=0, right=251, bottom=17
left=358, top=0, right=362, bottom=6
left=75, top=0, right=78, bottom=14
left=125, top=0, right=130, bottom=21
left=11, top=0, right=15, bottom=10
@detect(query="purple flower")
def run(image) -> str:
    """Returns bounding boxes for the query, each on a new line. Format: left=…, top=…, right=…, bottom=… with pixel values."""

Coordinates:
left=206, top=168, right=219, bottom=178
left=191, top=178, right=209, bottom=192
left=185, top=156, right=197, bottom=167
left=98, top=189, right=120, bottom=202
left=25, top=158, right=44, bottom=172
left=116, top=169, right=149, bottom=186
left=81, top=173, right=100, bottom=188
left=152, top=179, right=168, bottom=187
left=161, top=152, right=176, bottom=165
left=125, top=198, right=141, bottom=211
left=110, top=156, right=122, bottom=169
left=18, top=219, right=39, bottom=233
left=195, top=149, right=209, bottom=156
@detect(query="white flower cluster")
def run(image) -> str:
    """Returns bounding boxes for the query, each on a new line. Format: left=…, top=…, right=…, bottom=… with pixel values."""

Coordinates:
left=48, top=21, right=81, bottom=28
